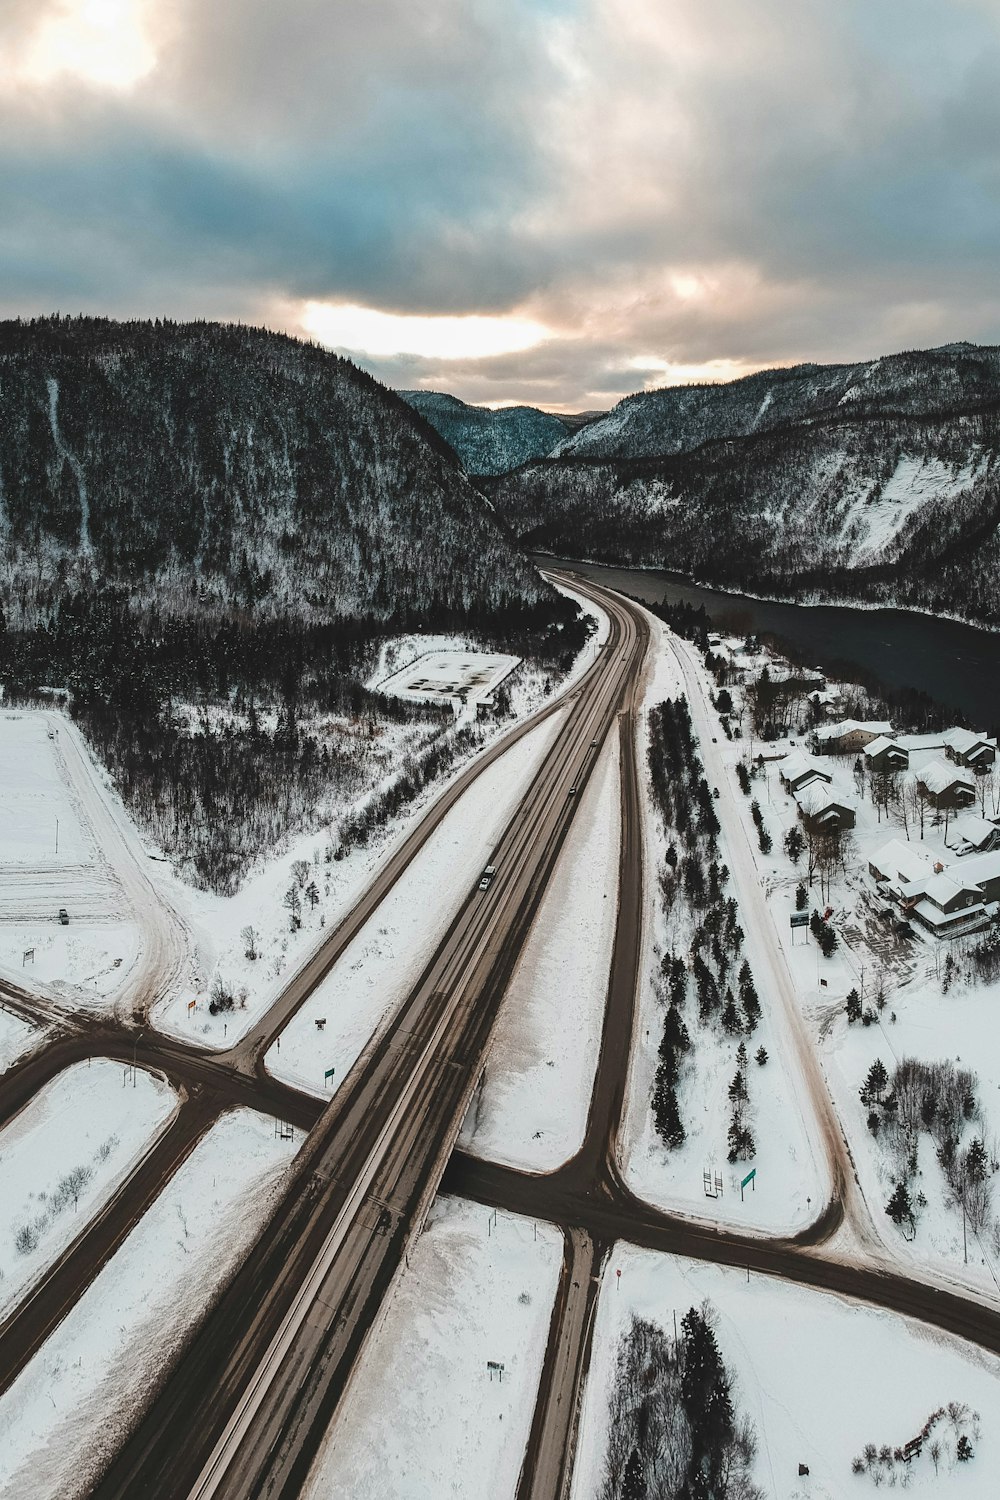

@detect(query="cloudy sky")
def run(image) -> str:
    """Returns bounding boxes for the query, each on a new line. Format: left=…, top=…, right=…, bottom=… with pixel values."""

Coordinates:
left=3, top=1, right=1000, bottom=409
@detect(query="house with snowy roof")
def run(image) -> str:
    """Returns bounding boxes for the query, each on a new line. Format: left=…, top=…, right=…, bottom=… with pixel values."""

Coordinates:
left=898, top=871, right=990, bottom=936
left=945, top=815, right=1000, bottom=857
left=778, top=751, right=832, bottom=796
left=862, top=735, right=909, bottom=773
left=868, top=838, right=940, bottom=891
left=811, top=719, right=893, bottom=755
left=916, top=758, right=976, bottom=810
left=947, top=849, right=1000, bottom=906
left=795, top=782, right=856, bottom=833
left=942, top=727, right=997, bottom=770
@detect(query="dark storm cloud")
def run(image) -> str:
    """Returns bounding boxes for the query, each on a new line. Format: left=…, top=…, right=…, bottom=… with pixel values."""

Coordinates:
left=4, top=0, right=1000, bottom=406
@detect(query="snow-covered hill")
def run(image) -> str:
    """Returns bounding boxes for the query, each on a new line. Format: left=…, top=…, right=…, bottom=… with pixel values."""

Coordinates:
left=493, top=343, right=1000, bottom=628
left=0, top=316, right=552, bottom=630
left=552, top=343, right=1000, bottom=462
left=399, top=390, right=574, bottom=474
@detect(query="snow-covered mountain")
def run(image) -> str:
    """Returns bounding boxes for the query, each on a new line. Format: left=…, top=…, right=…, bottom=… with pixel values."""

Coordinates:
left=0, top=317, right=552, bottom=630
left=551, top=344, right=1000, bottom=461
left=492, top=343, right=1000, bottom=628
left=399, top=390, right=577, bottom=474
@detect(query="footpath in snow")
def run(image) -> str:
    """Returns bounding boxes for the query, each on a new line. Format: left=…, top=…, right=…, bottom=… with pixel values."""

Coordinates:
left=266, top=711, right=566, bottom=1097
left=0, top=1106, right=302, bottom=1500
left=574, top=1245, right=1000, bottom=1500
left=303, top=1196, right=562, bottom=1500
left=0, top=1059, right=177, bottom=1319
left=460, top=731, right=621, bottom=1170
left=622, top=612, right=826, bottom=1234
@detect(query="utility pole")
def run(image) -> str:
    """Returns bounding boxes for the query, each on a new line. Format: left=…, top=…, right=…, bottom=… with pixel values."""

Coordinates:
left=963, top=1193, right=968, bottom=1265
left=55, top=818, right=59, bottom=856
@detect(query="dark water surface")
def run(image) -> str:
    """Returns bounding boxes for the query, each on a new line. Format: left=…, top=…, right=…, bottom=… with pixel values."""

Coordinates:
left=553, top=558, right=1000, bottom=733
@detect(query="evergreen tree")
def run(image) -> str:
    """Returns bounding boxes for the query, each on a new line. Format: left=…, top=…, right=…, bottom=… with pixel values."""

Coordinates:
left=845, top=988, right=862, bottom=1023
left=680, top=1307, right=734, bottom=1492
left=620, top=1447, right=645, bottom=1500
left=860, top=1059, right=889, bottom=1106
left=721, top=989, right=742, bottom=1035
left=965, top=1136, right=988, bottom=1184
left=886, top=1180, right=913, bottom=1226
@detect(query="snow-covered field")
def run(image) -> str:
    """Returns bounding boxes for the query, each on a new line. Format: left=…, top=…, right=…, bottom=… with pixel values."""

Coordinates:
left=460, top=731, right=621, bottom=1170
left=0, top=1060, right=177, bottom=1319
left=823, top=968, right=1000, bottom=1300
left=0, top=921, right=143, bottom=1002
left=0, top=1006, right=37, bottom=1075
left=377, top=648, right=521, bottom=706
left=304, top=1196, right=562, bottom=1500
left=622, top=613, right=825, bottom=1233
left=266, top=710, right=566, bottom=1096
left=0, top=715, right=92, bottom=868
left=0, top=1107, right=302, bottom=1500
left=0, top=713, right=127, bottom=936
left=574, top=1246, right=1000, bottom=1500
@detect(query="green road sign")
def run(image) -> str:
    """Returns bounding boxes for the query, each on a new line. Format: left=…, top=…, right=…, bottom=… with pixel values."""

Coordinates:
left=324, top=1066, right=336, bottom=1083
left=790, top=911, right=809, bottom=928
left=741, top=1168, right=756, bottom=1189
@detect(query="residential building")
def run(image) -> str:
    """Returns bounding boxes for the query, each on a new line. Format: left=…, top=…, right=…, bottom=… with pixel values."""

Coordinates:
left=862, top=735, right=909, bottom=773
left=942, top=727, right=998, bottom=770
left=778, top=751, right=832, bottom=796
left=795, top=783, right=857, bottom=832
left=917, top=758, right=976, bottom=810
left=946, top=815, right=1000, bottom=857
left=812, top=718, right=893, bottom=755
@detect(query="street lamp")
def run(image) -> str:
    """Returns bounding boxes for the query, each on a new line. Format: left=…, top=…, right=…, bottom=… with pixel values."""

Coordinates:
left=132, top=1030, right=143, bottom=1088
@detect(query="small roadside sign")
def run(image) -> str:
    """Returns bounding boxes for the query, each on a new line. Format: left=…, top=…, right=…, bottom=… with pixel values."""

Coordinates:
left=324, top=1066, right=336, bottom=1084
left=740, top=1168, right=756, bottom=1201
left=187, top=998, right=197, bottom=1013
left=789, top=911, right=809, bottom=929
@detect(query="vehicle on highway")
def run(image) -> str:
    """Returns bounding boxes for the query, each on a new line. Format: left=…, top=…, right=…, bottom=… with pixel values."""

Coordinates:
left=58, top=907, right=69, bottom=925
left=568, top=785, right=577, bottom=796
left=477, top=864, right=497, bottom=891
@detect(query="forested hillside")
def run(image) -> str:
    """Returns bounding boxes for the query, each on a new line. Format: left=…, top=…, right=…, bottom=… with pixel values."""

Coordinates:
left=0, top=316, right=550, bottom=629
left=492, top=344, right=1000, bottom=628
left=0, top=317, right=581, bottom=891
left=552, top=343, right=1000, bottom=462
left=400, top=389, right=572, bottom=475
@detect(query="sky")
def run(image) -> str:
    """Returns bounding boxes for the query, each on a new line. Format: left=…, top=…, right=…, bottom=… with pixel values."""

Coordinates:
left=3, top=0, right=1000, bottom=410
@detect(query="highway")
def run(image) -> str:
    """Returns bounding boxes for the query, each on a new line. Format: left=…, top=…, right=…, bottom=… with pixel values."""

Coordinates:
left=2, top=569, right=1000, bottom=1500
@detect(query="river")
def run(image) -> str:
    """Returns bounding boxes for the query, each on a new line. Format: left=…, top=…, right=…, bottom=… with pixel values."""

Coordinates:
left=553, top=559, right=1000, bottom=733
